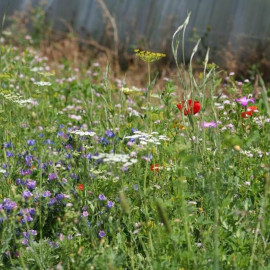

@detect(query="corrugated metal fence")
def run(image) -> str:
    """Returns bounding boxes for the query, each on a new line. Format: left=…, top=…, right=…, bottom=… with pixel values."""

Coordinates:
left=1, top=0, right=270, bottom=62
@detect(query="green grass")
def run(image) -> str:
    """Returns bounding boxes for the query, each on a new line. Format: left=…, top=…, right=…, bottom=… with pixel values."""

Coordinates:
left=0, top=19, right=270, bottom=270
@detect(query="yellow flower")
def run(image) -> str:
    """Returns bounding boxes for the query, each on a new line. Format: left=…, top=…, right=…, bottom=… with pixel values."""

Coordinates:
left=234, top=145, right=241, bottom=151
left=134, top=49, right=166, bottom=63
left=120, top=87, right=144, bottom=96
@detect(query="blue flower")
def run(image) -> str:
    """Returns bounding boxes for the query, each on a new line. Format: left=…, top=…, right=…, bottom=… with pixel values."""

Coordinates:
left=48, top=197, right=57, bottom=206
left=26, top=180, right=36, bottom=190
left=6, top=151, right=14, bottom=158
left=27, top=139, right=35, bottom=146
left=98, top=230, right=106, bottom=238
left=105, top=130, right=115, bottom=138
left=42, top=190, right=51, bottom=197
left=4, top=142, right=12, bottom=148
left=107, top=201, right=114, bottom=208
left=99, top=137, right=109, bottom=146
left=44, top=139, right=53, bottom=144
left=99, top=194, right=107, bottom=201
left=48, top=173, right=57, bottom=180
left=22, top=190, right=33, bottom=199
left=2, top=198, right=17, bottom=211
left=55, top=193, right=65, bottom=201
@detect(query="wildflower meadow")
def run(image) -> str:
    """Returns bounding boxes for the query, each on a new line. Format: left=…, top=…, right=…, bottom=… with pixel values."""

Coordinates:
left=0, top=13, right=270, bottom=270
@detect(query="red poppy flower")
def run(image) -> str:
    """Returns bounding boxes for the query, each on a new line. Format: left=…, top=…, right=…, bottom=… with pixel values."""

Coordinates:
left=177, top=100, right=201, bottom=115
left=241, top=106, right=258, bottom=118
left=150, top=164, right=159, bottom=172
left=77, top=184, right=84, bottom=191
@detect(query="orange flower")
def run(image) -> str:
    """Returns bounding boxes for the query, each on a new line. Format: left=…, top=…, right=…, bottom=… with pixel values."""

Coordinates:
left=241, top=106, right=258, bottom=118
left=150, top=164, right=159, bottom=172
left=77, top=184, right=84, bottom=191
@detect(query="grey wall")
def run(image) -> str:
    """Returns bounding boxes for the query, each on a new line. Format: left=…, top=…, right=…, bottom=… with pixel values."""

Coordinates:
left=1, top=0, right=270, bottom=63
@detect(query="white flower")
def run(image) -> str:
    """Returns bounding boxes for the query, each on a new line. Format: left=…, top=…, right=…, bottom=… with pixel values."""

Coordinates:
left=33, top=81, right=52, bottom=86
left=91, top=153, right=137, bottom=167
left=68, top=115, right=82, bottom=120
left=69, top=130, right=96, bottom=136
left=124, top=130, right=169, bottom=146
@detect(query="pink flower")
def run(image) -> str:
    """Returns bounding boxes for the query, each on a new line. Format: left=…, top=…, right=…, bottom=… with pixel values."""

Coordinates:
left=235, top=96, right=255, bottom=107
left=201, top=122, right=217, bottom=128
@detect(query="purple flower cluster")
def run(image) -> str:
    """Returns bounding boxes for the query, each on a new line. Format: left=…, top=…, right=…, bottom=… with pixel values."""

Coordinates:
left=48, top=173, right=58, bottom=180
left=0, top=198, right=17, bottom=212
left=16, top=179, right=36, bottom=191
left=18, top=208, right=35, bottom=223
left=22, top=190, right=33, bottom=199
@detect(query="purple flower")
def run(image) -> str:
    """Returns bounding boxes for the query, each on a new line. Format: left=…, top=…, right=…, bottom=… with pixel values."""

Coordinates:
left=25, top=155, right=33, bottom=164
left=16, top=178, right=21, bottom=185
left=200, top=122, right=217, bottom=128
left=4, top=142, right=12, bottom=148
left=28, top=208, right=36, bottom=216
left=6, top=151, right=14, bottom=158
left=27, top=139, right=35, bottom=146
left=34, top=193, right=40, bottom=201
left=42, top=190, right=51, bottom=197
left=99, top=194, right=107, bottom=201
left=26, top=180, right=36, bottom=190
left=48, top=173, right=57, bottom=180
left=107, top=201, right=114, bottom=208
left=62, top=178, right=68, bottom=184
left=99, top=137, right=109, bottom=146
left=55, top=193, right=65, bottom=201
left=21, top=215, right=33, bottom=223
left=65, top=144, right=73, bottom=150
left=82, top=211, right=89, bottom=217
left=2, top=198, right=17, bottom=211
left=20, top=169, right=32, bottom=176
left=98, top=230, right=106, bottom=238
left=235, top=96, right=255, bottom=107
left=22, top=232, right=29, bottom=239
left=48, top=197, right=57, bottom=206
left=44, top=139, right=53, bottom=144
left=22, top=190, right=33, bottom=199
left=105, top=130, right=115, bottom=138
left=22, top=239, right=29, bottom=246
left=57, top=131, right=64, bottom=137
left=29, top=229, right=37, bottom=236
